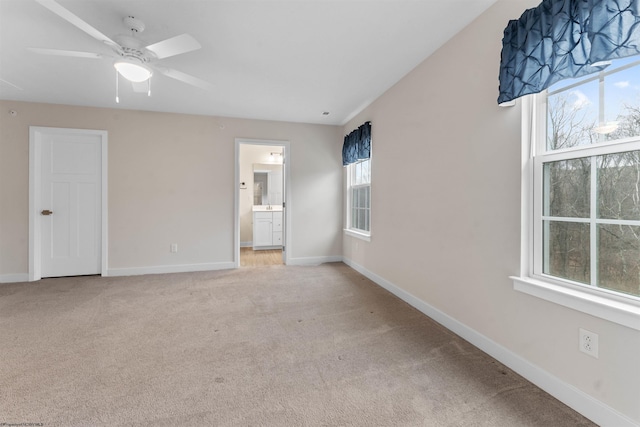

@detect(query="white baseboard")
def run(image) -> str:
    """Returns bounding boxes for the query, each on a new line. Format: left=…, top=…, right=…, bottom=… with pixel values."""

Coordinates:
left=342, top=258, right=637, bottom=427
left=288, top=255, right=343, bottom=266
left=0, top=273, right=29, bottom=283
left=240, top=241, right=252, bottom=248
left=107, top=262, right=235, bottom=277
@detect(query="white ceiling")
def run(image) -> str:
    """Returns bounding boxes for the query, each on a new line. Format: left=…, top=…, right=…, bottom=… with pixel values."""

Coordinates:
left=0, top=0, right=496, bottom=125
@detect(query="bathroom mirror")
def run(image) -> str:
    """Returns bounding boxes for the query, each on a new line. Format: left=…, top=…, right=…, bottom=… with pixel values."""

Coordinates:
left=253, top=163, right=283, bottom=206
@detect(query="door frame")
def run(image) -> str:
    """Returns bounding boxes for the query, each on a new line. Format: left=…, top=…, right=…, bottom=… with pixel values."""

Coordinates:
left=234, top=138, right=290, bottom=267
left=29, top=126, right=108, bottom=281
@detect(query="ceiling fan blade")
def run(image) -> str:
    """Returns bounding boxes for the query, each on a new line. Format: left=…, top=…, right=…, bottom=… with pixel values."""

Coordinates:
left=0, top=78, right=23, bottom=91
left=146, top=34, right=201, bottom=59
left=156, top=67, right=213, bottom=91
left=35, top=0, right=118, bottom=47
left=28, top=48, right=102, bottom=59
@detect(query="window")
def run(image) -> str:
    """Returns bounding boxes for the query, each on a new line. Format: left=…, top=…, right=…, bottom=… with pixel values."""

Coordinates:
left=515, top=57, right=640, bottom=329
left=346, top=159, right=371, bottom=239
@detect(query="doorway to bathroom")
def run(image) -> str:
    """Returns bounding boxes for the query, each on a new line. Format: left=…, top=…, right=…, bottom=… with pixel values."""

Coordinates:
left=235, top=139, right=290, bottom=267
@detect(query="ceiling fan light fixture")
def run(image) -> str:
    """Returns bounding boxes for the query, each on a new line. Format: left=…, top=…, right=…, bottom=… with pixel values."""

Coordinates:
left=114, top=57, right=152, bottom=82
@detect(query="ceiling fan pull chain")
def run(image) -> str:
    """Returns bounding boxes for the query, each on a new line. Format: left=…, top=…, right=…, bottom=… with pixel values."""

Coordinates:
left=115, top=70, right=120, bottom=103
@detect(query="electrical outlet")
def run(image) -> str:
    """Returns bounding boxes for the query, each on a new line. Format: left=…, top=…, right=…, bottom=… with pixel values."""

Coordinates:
left=579, top=328, right=599, bottom=358
left=170, top=243, right=178, bottom=253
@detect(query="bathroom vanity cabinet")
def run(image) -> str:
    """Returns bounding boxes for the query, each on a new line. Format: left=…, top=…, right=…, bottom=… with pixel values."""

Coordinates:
left=253, top=210, right=282, bottom=249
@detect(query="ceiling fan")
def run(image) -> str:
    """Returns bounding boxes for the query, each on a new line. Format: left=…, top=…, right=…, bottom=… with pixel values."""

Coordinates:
left=30, top=0, right=213, bottom=101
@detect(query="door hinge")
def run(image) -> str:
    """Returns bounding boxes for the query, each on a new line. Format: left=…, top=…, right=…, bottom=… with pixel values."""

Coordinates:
left=282, top=202, right=285, bottom=208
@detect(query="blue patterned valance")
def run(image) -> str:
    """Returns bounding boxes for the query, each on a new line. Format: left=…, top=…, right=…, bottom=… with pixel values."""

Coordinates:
left=498, top=0, right=640, bottom=104
left=342, top=121, right=371, bottom=166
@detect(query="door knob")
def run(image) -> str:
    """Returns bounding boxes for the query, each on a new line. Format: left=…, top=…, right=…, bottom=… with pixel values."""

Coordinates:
left=41, top=210, right=53, bottom=215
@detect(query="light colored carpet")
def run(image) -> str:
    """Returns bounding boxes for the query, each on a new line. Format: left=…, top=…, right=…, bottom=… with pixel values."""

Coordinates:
left=0, top=263, right=595, bottom=426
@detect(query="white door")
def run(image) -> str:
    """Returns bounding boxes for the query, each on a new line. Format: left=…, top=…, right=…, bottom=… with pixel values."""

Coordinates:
left=280, top=149, right=286, bottom=263
left=38, top=130, right=102, bottom=277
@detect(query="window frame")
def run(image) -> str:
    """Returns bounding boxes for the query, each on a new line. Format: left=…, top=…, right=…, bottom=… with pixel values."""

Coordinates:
left=513, top=90, right=640, bottom=331
left=344, top=158, right=371, bottom=241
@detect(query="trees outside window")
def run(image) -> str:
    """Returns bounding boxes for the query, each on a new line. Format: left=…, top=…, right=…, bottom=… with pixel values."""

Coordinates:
left=537, top=57, right=640, bottom=298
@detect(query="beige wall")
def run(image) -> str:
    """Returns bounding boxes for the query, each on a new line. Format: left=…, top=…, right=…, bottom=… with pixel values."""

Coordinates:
left=0, top=101, right=343, bottom=275
left=343, top=0, right=640, bottom=424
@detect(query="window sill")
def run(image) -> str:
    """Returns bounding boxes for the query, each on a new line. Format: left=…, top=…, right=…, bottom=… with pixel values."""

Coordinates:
left=344, top=229, right=371, bottom=242
left=511, top=276, right=640, bottom=331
